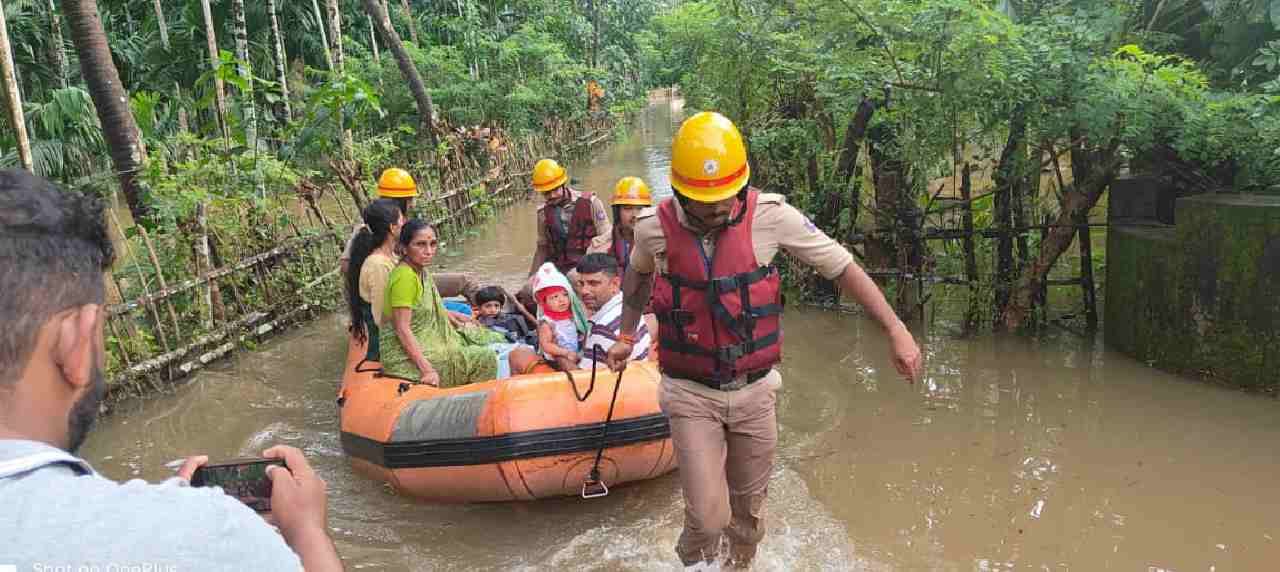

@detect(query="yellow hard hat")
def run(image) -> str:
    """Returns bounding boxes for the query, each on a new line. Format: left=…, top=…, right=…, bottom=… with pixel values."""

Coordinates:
left=532, top=159, right=568, bottom=193
left=377, top=168, right=418, bottom=198
left=612, top=177, right=653, bottom=207
left=670, top=111, right=750, bottom=203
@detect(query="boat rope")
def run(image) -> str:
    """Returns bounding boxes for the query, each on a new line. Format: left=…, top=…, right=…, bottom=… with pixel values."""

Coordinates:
left=582, top=345, right=624, bottom=499
left=564, top=349, right=597, bottom=402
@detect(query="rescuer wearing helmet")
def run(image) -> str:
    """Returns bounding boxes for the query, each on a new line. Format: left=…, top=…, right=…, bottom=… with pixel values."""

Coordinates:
left=527, top=158, right=611, bottom=276
left=587, top=176, right=653, bottom=273
left=341, top=168, right=479, bottom=307
left=605, top=112, right=923, bottom=570
left=341, top=168, right=419, bottom=275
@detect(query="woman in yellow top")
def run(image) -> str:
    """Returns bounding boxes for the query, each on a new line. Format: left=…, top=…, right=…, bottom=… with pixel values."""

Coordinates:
left=379, top=220, right=541, bottom=387
left=345, top=199, right=405, bottom=362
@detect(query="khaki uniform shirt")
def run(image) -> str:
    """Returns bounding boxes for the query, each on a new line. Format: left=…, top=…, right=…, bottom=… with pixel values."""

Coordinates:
left=535, top=187, right=612, bottom=253
left=629, top=191, right=854, bottom=397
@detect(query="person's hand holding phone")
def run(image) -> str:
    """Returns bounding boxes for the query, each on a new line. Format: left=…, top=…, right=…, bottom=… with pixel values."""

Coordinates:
left=262, top=445, right=342, bottom=571
left=263, top=446, right=327, bottom=539
left=175, top=455, right=209, bottom=481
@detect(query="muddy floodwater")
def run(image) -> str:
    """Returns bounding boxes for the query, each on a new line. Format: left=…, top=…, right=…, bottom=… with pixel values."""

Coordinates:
left=83, top=98, right=1280, bottom=571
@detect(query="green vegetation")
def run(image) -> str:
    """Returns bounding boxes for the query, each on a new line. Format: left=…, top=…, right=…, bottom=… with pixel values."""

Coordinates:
left=644, top=0, right=1280, bottom=331
left=0, top=0, right=667, bottom=392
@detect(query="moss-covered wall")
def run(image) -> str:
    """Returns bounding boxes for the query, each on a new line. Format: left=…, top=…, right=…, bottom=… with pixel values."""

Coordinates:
left=1105, top=194, right=1280, bottom=390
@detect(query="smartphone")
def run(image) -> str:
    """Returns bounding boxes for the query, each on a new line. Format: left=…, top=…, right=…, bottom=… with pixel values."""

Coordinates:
left=190, top=458, right=286, bottom=512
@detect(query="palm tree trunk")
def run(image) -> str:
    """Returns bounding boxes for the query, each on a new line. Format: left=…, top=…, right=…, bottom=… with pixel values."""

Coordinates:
left=230, top=0, right=255, bottom=148
left=327, top=0, right=353, bottom=158
left=199, top=0, right=230, bottom=143
left=61, top=0, right=148, bottom=219
left=267, top=0, right=291, bottom=121
left=47, top=0, right=69, bottom=88
left=229, top=0, right=264, bottom=197
left=328, top=0, right=345, bottom=71
left=311, top=0, right=333, bottom=70
left=399, top=0, right=419, bottom=45
left=366, top=0, right=435, bottom=146
left=150, top=0, right=187, bottom=137
left=368, top=15, right=380, bottom=65
left=0, top=0, right=32, bottom=172
left=364, top=0, right=436, bottom=146
left=151, top=0, right=168, bottom=47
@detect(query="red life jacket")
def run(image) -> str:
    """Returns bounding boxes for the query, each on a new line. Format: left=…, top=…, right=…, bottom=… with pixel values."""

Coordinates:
left=544, top=190, right=597, bottom=273
left=650, top=190, right=783, bottom=386
left=610, top=227, right=632, bottom=272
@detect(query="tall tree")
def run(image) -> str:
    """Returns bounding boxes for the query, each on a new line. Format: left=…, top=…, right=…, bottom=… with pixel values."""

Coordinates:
left=200, top=0, right=230, bottom=142
left=399, top=0, right=418, bottom=45
left=151, top=0, right=188, bottom=134
left=364, top=0, right=436, bottom=145
left=47, top=0, right=68, bottom=88
left=267, top=0, right=292, bottom=121
left=229, top=0, right=264, bottom=197
left=368, top=14, right=380, bottom=65
left=328, top=0, right=353, bottom=157
left=0, top=0, right=31, bottom=171
left=60, top=0, right=147, bottom=219
left=311, top=0, right=334, bottom=70
left=151, top=0, right=167, bottom=47
left=327, top=0, right=345, bottom=71
left=231, top=0, right=256, bottom=150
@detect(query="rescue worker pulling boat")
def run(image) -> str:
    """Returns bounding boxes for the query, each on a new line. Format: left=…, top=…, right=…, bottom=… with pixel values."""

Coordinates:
left=605, top=111, right=925, bottom=570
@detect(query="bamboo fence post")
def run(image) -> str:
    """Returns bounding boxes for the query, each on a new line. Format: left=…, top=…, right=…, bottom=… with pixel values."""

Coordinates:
left=331, top=182, right=355, bottom=225
left=137, top=226, right=186, bottom=335
left=285, top=214, right=322, bottom=287
left=193, top=202, right=227, bottom=325
left=106, top=269, right=141, bottom=341
left=208, top=225, right=250, bottom=320
left=106, top=314, right=133, bottom=367
left=109, top=208, right=172, bottom=352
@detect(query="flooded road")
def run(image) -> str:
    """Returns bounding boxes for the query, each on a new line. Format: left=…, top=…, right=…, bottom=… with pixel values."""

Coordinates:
left=83, top=98, right=1280, bottom=571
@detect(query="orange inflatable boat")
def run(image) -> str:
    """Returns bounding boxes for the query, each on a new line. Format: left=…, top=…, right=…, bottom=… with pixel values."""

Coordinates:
left=338, top=339, right=677, bottom=502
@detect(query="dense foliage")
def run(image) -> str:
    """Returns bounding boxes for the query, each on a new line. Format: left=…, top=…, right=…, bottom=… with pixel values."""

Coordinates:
left=644, top=0, right=1279, bottom=329
left=1, top=0, right=666, bottom=214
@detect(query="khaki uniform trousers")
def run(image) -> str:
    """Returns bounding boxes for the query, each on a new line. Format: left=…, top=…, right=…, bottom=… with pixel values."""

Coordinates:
left=658, top=371, right=781, bottom=566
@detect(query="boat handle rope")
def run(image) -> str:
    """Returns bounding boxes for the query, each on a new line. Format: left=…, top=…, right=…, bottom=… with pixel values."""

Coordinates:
left=581, top=344, right=624, bottom=499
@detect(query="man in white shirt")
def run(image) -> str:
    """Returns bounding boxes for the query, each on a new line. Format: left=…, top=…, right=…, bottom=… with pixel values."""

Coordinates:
left=0, top=170, right=342, bottom=571
left=574, top=253, right=656, bottom=369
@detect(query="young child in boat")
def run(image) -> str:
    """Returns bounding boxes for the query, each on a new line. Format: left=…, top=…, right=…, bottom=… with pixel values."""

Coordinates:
left=530, top=263, right=588, bottom=371
left=474, top=285, right=537, bottom=346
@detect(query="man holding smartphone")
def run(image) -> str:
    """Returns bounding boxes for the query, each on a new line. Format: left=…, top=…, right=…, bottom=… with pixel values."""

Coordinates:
left=0, top=170, right=342, bottom=571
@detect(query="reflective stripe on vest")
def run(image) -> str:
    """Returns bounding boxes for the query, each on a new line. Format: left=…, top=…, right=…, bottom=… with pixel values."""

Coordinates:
left=0, top=449, right=94, bottom=479
left=544, top=191, right=597, bottom=273
left=650, top=190, right=783, bottom=385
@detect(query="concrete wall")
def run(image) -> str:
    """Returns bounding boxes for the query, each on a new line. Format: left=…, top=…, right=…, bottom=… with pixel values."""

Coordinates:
left=1105, top=194, right=1280, bottom=389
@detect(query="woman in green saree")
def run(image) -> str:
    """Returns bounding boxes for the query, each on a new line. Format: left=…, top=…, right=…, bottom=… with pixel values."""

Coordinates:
left=379, top=220, right=541, bottom=387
